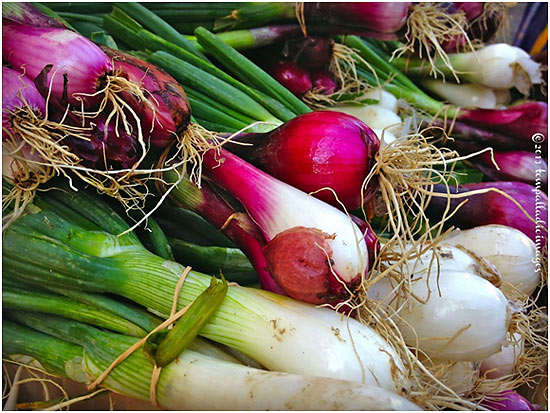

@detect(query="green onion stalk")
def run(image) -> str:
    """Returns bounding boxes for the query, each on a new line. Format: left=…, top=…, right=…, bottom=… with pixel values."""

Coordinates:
left=3, top=315, right=420, bottom=410
left=2, top=184, right=409, bottom=393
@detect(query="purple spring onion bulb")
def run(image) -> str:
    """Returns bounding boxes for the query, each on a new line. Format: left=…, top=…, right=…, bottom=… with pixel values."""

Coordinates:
left=100, top=46, right=192, bottom=149
left=455, top=2, right=507, bottom=44
left=458, top=101, right=548, bottom=146
left=475, top=151, right=548, bottom=186
left=426, top=181, right=548, bottom=244
left=226, top=111, right=380, bottom=211
left=2, top=66, right=48, bottom=180
left=2, top=22, right=112, bottom=108
left=301, top=2, right=410, bottom=35
left=282, top=36, right=333, bottom=70
left=202, top=147, right=373, bottom=304
left=65, top=113, right=139, bottom=170
left=310, top=70, right=338, bottom=95
left=480, top=390, right=536, bottom=411
left=268, top=60, right=312, bottom=97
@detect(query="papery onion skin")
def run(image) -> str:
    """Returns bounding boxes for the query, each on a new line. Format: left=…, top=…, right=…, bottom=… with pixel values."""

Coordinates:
left=2, top=22, right=112, bottom=108
left=100, top=46, right=191, bottom=149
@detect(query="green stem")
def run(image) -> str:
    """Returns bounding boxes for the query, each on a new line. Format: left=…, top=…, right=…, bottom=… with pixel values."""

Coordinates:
left=2, top=318, right=85, bottom=381
left=113, top=2, right=208, bottom=61
left=3, top=286, right=147, bottom=337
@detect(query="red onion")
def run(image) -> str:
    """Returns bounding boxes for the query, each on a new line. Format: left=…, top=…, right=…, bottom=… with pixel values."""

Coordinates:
left=226, top=111, right=380, bottom=211
left=65, top=114, right=138, bottom=170
left=201, top=147, right=373, bottom=304
left=310, top=70, right=338, bottom=95
left=3, top=22, right=112, bottom=108
left=459, top=102, right=548, bottom=145
left=302, top=2, right=410, bottom=34
left=480, top=390, right=536, bottom=411
left=100, top=46, right=191, bottom=149
left=426, top=181, right=547, bottom=244
left=476, top=151, right=548, bottom=186
left=268, top=60, right=312, bottom=97
left=282, top=36, right=333, bottom=70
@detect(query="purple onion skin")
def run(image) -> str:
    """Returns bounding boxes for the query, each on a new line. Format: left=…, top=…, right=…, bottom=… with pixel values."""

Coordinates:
left=434, top=119, right=536, bottom=152
left=481, top=391, right=537, bottom=411
left=459, top=102, right=549, bottom=144
left=303, top=2, right=410, bottom=34
left=268, top=60, right=312, bottom=97
left=66, top=114, right=138, bottom=170
left=100, top=46, right=191, bottom=149
left=225, top=111, right=380, bottom=211
left=310, top=70, right=338, bottom=94
left=476, top=151, right=548, bottom=187
left=2, top=66, right=46, bottom=136
left=2, top=22, right=111, bottom=108
left=427, top=181, right=548, bottom=244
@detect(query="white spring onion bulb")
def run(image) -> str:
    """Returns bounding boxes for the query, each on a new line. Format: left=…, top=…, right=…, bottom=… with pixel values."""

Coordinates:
left=334, top=104, right=402, bottom=135
left=480, top=332, right=523, bottom=379
left=85, top=350, right=421, bottom=411
left=360, top=88, right=399, bottom=113
left=421, top=79, right=497, bottom=109
left=443, top=225, right=540, bottom=295
left=450, top=44, right=542, bottom=94
left=368, top=245, right=510, bottom=361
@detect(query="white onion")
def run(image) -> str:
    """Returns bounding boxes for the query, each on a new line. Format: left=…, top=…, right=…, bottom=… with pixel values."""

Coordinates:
left=427, top=358, right=480, bottom=395
left=368, top=246, right=510, bottom=361
left=333, top=104, right=402, bottom=136
left=443, top=225, right=540, bottom=295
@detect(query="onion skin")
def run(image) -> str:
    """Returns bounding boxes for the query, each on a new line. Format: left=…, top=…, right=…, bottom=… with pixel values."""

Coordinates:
left=2, top=22, right=111, bottom=108
left=226, top=111, right=380, bottom=210
left=426, top=181, right=548, bottom=244
left=262, top=226, right=353, bottom=304
left=100, top=46, right=191, bottom=149
left=66, top=114, right=138, bottom=170
left=481, top=390, right=536, bottom=411
left=268, top=60, right=312, bottom=97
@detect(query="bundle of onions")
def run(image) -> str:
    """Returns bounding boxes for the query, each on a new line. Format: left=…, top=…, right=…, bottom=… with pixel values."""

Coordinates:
left=199, top=146, right=375, bottom=305
left=2, top=22, right=218, bottom=225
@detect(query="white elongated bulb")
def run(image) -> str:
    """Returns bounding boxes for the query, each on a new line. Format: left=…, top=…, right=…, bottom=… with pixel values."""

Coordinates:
left=443, top=225, right=540, bottom=295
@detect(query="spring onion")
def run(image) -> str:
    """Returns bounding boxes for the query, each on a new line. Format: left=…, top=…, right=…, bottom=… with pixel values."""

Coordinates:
left=3, top=316, right=419, bottom=410
left=426, top=181, right=548, bottom=244
left=443, top=225, right=541, bottom=295
left=368, top=245, right=510, bottom=361
left=2, top=186, right=407, bottom=390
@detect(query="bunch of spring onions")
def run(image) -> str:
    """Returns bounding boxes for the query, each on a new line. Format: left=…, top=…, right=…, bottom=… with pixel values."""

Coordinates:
left=2, top=182, right=410, bottom=394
